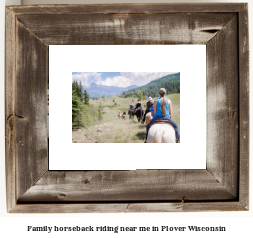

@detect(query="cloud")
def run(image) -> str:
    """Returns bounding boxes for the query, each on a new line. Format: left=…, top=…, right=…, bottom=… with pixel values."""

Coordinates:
left=101, top=76, right=133, bottom=87
left=72, top=72, right=177, bottom=88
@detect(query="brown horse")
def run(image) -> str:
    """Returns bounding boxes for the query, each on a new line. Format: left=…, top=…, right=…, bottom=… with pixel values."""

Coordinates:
left=145, top=112, right=153, bottom=125
left=128, top=109, right=135, bottom=119
left=128, top=108, right=144, bottom=122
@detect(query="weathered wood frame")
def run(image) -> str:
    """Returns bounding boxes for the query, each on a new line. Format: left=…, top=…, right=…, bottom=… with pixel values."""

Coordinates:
left=5, top=4, right=249, bottom=213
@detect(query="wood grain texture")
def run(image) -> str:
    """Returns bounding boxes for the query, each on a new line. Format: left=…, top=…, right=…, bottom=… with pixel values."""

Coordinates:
left=125, top=202, right=248, bottom=212
left=15, top=20, right=48, bottom=200
left=7, top=3, right=246, bottom=15
left=16, top=13, right=236, bottom=45
left=206, top=16, right=239, bottom=198
left=5, top=7, right=16, bottom=212
left=238, top=4, right=249, bottom=208
left=18, top=170, right=236, bottom=202
left=10, top=202, right=247, bottom=213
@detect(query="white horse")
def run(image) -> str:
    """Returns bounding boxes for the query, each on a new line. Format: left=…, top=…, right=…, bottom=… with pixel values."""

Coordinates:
left=147, top=124, right=176, bottom=143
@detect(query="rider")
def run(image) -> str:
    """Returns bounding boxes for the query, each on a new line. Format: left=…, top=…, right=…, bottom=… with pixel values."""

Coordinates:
left=141, top=96, right=154, bottom=124
left=129, top=102, right=134, bottom=110
left=135, top=99, right=142, bottom=108
left=135, top=99, right=142, bottom=113
left=145, top=88, right=180, bottom=143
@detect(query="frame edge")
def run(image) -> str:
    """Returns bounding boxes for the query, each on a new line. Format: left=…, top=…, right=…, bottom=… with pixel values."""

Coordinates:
left=238, top=3, right=249, bottom=209
left=5, top=7, right=16, bottom=213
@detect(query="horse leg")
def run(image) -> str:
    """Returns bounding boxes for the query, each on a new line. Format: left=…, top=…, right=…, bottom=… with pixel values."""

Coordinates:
left=138, top=110, right=142, bottom=122
left=137, top=111, right=140, bottom=122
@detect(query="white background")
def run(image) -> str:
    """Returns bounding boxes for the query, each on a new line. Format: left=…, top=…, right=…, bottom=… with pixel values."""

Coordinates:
left=0, top=0, right=252, bottom=237
left=49, top=45, right=206, bottom=170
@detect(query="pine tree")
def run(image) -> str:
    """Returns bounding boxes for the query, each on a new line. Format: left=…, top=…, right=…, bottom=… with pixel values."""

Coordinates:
left=72, top=89, right=85, bottom=130
left=72, top=80, right=83, bottom=99
left=72, top=81, right=92, bottom=130
left=72, top=80, right=104, bottom=130
left=84, top=90, right=90, bottom=105
left=78, top=81, right=84, bottom=100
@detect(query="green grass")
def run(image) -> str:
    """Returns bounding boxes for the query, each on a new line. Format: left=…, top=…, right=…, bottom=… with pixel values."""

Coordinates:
left=72, top=93, right=180, bottom=143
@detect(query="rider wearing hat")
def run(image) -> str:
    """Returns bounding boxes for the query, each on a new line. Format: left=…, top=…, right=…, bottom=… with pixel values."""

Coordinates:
left=141, top=96, right=154, bottom=124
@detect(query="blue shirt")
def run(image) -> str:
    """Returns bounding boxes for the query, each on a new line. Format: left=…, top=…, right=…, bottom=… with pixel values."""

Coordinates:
left=156, top=98, right=170, bottom=117
left=150, top=106, right=155, bottom=119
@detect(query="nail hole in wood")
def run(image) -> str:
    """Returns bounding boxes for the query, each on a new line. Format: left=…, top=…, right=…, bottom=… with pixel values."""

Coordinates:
left=182, top=196, right=186, bottom=203
left=84, top=179, right=90, bottom=184
left=57, top=193, right=66, bottom=198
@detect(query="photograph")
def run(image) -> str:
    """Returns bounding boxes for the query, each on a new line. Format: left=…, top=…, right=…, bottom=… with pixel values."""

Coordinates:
left=72, top=72, right=180, bottom=143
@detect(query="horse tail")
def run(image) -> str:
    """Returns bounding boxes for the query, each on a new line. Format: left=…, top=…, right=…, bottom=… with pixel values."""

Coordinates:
left=154, top=129, right=163, bottom=143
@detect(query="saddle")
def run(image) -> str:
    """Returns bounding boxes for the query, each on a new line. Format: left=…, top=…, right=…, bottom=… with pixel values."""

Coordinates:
left=135, top=107, right=143, bottom=112
left=147, top=120, right=171, bottom=130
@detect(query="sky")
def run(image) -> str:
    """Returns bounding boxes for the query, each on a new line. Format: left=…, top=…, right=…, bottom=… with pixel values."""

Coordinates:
left=72, top=72, right=177, bottom=88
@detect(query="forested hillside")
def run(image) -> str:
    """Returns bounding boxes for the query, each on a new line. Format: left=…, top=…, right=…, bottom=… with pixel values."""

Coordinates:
left=120, top=73, right=180, bottom=99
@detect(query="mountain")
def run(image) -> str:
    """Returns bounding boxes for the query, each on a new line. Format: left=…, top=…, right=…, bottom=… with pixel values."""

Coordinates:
left=84, top=82, right=138, bottom=98
left=119, top=73, right=180, bottom=98
left=90, top=82, right=98, bottom=87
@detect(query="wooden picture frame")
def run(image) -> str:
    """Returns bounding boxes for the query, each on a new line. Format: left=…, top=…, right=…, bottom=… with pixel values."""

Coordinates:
left=5, top=3, right=249, bottom=213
